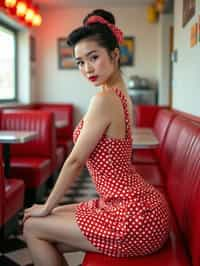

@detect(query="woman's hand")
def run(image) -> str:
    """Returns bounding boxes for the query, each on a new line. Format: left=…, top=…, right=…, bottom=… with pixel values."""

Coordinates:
left=22, top=204, right=50, bottom=224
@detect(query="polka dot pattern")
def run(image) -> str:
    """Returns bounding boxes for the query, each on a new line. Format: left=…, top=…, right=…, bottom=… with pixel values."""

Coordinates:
left=73, top=87, right=170, bottom=257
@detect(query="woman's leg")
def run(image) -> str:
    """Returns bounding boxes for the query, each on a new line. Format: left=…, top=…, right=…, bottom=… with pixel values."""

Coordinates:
left=23, top=208, right=101, bottom=266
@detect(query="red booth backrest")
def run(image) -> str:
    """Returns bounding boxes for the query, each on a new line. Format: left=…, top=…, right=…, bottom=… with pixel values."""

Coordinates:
left=166, top=120, right=200, bottom=266
left=153, top=109, right=177, bottom=158
left=0, top=144, right=5, bottom=226
left=0, top=111, right=56, bottom=171
left=159, top=116, right=191, bottom=178
left=33, top=103, right=74, bottom=140
left=134, top=105, right=169, bottom=128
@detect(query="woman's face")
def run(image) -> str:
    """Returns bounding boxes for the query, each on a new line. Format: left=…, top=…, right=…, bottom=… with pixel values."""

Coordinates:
left=74, top=39, right=117, bottom=86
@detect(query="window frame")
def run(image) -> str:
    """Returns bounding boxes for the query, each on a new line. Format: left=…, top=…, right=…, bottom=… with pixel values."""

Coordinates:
left=0, top=22, right=18, bottom=103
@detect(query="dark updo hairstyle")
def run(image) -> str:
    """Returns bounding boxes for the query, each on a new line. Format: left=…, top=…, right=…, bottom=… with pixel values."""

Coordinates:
left=66, top=9, right=121, bottom=66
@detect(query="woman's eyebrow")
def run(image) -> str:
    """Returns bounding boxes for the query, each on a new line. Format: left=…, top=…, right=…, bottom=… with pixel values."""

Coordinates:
left=75, top=50, right=98, bottom=61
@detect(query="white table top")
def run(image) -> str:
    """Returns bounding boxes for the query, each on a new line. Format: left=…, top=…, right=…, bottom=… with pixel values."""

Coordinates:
left=132, top=127, right=159, bottom=149
left=55, top=120, right=68, bottom=128
left=0, top=131, right=38, bottom=144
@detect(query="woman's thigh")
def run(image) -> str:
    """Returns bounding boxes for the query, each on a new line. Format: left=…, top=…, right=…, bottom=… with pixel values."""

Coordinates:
left=23, top=210, right=101, bottom=254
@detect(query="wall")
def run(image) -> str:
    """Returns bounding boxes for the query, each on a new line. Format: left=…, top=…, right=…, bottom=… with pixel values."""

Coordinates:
left=33, top=7, right=160, bottom=123
left=173, top=0, right=200, bottom=116
left=157, top=13, right=173, bottom=105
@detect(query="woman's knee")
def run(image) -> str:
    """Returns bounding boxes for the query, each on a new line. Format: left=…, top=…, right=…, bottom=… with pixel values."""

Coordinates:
left=23, top=217, right=37, bottom=240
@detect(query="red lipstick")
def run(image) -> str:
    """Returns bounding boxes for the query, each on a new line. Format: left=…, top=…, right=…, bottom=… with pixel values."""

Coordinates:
left=89, top=76, right=98, bottom=82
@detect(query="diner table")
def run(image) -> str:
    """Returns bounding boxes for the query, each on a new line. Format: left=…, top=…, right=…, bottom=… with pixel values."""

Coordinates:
left=55, top=119, right=68, bottom=129
left=132, top=127, right=159, bottom=149
left=0, top=131, right=38, bottom=177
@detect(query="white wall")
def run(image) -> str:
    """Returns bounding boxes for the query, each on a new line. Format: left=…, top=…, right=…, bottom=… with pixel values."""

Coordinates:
left=157, top=14, right=173, bottom=105
left=33, top=7, right=160, bottom=123
left=173, top=0, right=200, bottom=116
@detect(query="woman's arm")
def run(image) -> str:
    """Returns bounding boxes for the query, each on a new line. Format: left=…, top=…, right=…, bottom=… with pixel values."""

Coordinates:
left=43, top=93, right=111, bottom=213
left=44, top=156, right=83, bottom=213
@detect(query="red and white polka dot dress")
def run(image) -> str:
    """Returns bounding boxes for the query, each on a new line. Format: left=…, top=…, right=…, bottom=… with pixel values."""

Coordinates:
left=73, top=87, right=170, bottom=258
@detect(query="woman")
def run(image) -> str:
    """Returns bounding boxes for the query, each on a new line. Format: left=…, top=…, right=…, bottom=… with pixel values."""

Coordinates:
left=23, top=9, right=170, bottom=266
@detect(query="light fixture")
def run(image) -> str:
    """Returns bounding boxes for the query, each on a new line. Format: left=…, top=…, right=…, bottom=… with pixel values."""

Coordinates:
left=16, top=0, right=27, bottom=17
left=25, top=6, right=35, bottom=23
left=4, top=0, right=17, bottom=8
left=32, top=13, right=42, bottom=26
left=147, top=4, right=158, bottom=23
left=2, top=0, right=42, bottom=27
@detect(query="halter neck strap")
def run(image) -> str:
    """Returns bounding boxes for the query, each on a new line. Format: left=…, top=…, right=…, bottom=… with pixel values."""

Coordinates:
left=111, top=87, right=132, bottom=140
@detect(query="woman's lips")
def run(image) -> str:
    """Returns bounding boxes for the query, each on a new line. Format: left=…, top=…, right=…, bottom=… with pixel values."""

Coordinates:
left=89, top=76, right=98, bottom=82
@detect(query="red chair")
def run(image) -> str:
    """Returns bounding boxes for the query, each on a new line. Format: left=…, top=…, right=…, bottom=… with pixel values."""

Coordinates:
left=0, top=111, right=56, bottom=206
left=33, top=103, right=74, bottom=158
left=0, top=143, right=24, bottom=247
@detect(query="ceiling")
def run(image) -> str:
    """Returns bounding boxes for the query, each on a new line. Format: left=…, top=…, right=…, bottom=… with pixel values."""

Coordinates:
left=34, top=0, right=153, bottom=9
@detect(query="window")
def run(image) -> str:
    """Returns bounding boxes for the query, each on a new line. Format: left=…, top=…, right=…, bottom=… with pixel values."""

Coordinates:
left=0, top=24, right=17, bottom=102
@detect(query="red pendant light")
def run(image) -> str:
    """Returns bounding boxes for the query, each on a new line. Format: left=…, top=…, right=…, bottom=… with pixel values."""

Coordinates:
left=32, top=13, right=42, bottom=26
left=4, top=0, right=17, bottom=8
left=16, top=0, right=27, bottom=17
left=25, top=5, right=35, bottom=24
left=1, top=0, right=42, bottom=27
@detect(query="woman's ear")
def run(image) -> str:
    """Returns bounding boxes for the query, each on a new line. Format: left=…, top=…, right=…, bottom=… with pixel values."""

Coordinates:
left=111, top=48, right=120, bottom=64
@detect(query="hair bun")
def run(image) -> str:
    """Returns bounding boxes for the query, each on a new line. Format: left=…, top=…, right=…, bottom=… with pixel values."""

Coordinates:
left=83, top=9, right=115, bottom=25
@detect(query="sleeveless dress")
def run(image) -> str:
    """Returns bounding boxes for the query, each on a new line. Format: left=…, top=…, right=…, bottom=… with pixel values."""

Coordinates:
left=73, top=87, right=170, bottom=258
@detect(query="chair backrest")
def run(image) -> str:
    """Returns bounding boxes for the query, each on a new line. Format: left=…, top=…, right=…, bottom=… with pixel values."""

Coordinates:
left=153, top=109, right=177, bottom=158
left=159, top=116, right=191, bottom=178
left=134, top=105, right=169, bottom=128
left=166, top=119, right=200, bottom=266
left=0, top=110, right=56, bottom=171
left=33, top=103, right=74, bottom=140
left=0, top=144, right=5, bottom=227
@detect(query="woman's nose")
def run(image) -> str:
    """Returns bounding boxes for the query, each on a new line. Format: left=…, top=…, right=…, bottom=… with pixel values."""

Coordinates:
left=84, top=62, right=93, bottom=73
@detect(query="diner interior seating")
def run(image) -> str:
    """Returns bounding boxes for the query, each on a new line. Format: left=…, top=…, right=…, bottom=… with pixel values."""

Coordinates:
left=1, top=102, right=74, bottom=158
left=1, top=103, right=200, bottom=266
left=0, top=110, right=56, bottom=206
left=0, top=144, right=24, bottom=252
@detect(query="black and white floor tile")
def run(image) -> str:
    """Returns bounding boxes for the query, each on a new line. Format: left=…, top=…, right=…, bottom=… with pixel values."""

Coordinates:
left=0, top=168, right=98, bottom=266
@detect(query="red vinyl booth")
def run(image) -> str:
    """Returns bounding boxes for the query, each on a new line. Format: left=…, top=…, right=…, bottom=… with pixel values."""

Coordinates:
left=0, top=144, right=24, bottom=239
left=32, top=103, right=74, bottom=158
left=0, top=111, right=56, bottom=206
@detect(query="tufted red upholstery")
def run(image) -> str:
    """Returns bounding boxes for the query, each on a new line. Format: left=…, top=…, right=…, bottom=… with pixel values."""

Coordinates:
left=166, top=120, right=200, bottom=266
left=33, top=103, right=74, bottom=157
left=134, top=105, right=169, bottom=128
left=82, top=110, right=200, bottom=266
left=0, top=145, right=5, bottom=227
left=159, top=116, right=190, bottom=178
left=33, top=103, right=74, bottom=140
left=0, top=111, right=56, bottom=188
left=1, top=102, right=74, bottom=161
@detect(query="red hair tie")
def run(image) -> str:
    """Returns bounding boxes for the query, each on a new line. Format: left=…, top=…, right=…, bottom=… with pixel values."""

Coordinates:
left=85, top=15, right=123, bottom=45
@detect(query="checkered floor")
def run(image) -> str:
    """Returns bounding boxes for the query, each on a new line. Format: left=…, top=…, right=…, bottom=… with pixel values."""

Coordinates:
left=0, top=167, right=98, bottom=266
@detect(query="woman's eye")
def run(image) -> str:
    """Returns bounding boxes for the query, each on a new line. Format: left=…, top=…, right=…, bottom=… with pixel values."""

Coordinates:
left=76, top=61, right=84, bottom=67
left=91, top=55, right=98, bottom=61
